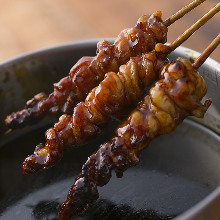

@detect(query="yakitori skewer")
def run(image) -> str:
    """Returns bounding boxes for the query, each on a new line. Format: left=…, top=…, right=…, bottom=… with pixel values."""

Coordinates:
left=22, top=4, right=219, bottom=174
left=59, top=34, right=219, bottom=220
left=5, top=0, right=206, bottom=130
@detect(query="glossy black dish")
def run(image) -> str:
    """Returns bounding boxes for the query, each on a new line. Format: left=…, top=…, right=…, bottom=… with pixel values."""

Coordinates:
left=0, top=39, right=220, bottom=220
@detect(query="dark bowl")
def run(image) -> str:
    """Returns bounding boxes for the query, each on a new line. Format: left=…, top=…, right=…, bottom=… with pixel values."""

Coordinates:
left=0, top=39, right=220, bottom=220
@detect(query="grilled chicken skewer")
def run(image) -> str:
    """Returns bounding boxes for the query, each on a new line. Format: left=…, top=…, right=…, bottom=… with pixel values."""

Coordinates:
left=5, top=0, right=206, bottom=130
left=22, top=4, right=219, bottom=174
left=58, top=34, right=220, bottom=220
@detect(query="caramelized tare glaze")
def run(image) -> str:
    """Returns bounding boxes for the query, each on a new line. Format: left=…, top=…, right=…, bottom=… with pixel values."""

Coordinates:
left=5, top=11, right=167, bottom=129
left=22, top=46, right=168, bottom=174
left=58, top=58, right=211, bottom=220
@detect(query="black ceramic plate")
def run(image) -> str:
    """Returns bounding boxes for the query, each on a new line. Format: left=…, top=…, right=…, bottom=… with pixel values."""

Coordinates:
left=0, top=40, right=220, bottom=220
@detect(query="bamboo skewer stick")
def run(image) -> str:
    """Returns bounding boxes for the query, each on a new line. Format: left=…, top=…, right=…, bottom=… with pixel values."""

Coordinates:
left=164, top=0, right=206, bottom=26
left=155, top=3, right=219, bottom=56
left=167, top=3, right=220, bottom=53
left=193, top=34, right=220, bottom=69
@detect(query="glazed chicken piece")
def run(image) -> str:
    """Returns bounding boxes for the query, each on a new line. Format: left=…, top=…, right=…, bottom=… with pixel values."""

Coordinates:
left=5, top=0, right=206, bottom=129
left=58, top=57, right=212, bottom=219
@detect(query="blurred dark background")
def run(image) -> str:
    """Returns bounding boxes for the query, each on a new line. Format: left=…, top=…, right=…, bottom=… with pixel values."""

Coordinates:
left=0, top=0, right=219, bottom=62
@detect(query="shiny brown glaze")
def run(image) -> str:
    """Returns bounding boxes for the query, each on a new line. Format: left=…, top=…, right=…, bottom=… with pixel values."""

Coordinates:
left=5, top=11, right=167, bottom=129
left=22, top=48, right=168, bottom=174
left=58, top=58, right=211, bottom=220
